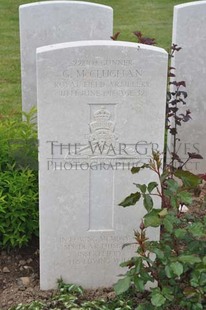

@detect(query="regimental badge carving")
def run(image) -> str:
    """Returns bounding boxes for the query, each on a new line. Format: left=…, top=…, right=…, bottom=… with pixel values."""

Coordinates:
left=89, top=106, right=117, bottom=146
left=60, top=103, right=149, bottom=163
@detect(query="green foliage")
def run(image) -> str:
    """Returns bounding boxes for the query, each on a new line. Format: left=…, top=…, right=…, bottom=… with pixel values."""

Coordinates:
left=0, top=108, right=37, bottom=171
left=12, top=301, right=44, bottom=310
left=0, top=166, right=38, bottom=247
left=119, top=192, right=141, bottom=207
left=11, top=282, right=136, bottom=310
left=58, top=279, right=84, bottom=296
left=0, top=109, right=38, bottom=248
left=114, top=276, right=131, bottom=295
left=115, top=152, right=206, bottom=309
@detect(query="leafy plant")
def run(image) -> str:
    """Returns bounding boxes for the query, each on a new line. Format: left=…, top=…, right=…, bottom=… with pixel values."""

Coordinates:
left=0, top=107, right=38, bottom=171
left=0, top=108, right=38, bottom=248
left=115, top=151, right=206, bottom=309
left=114, top=42, right=206, bottom=309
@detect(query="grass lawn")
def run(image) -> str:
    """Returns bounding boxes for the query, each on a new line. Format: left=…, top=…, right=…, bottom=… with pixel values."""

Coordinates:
left=0, top=0, right=195, bottom=116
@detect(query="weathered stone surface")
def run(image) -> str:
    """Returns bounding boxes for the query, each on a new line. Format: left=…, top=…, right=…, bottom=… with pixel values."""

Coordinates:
left=19, top=1, right=113, bottom=113
left=37, top=41, right=168, bottom=289
left=169, top=1, right=206, bottom=173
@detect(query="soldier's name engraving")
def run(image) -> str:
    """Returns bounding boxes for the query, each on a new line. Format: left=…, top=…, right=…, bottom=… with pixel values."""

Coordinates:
left=53, top=61, right=150, bottom=98
left=62, top=68, right=142, bottom=78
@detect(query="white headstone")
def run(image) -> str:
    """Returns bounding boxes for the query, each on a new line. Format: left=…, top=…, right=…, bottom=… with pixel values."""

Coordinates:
left=37, top=41, right=168, bottom=289
left=170, top=1, right=206, bottom=173
left=19, top=1, right=113, bottom=113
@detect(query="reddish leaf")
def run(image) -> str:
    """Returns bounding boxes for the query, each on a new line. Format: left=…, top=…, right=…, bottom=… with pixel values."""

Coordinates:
left=177, top=91, right=187, bottom=98
left=171, top=44, right=182, bottom=52
left=133, top=31, right=156, bottom=45
left=179, top=111, right=192, bottom=122
left=110, top=32, right=120, bottom=40
left=133, top=31, right=142, bottom=38
left=170, top=128, right=177, bottom=135
left=167, top=113, right=174, bottom=117
left=177, top=81, right=186, bottom=87
left=169, top=81, right=178, bottom=86
left=171, top=152, right=183, bottom=163
left=170, top=99, right=177, bottom=105
left=198, top=174, right=206, bottom=181
left=169, top=107, right=178, bottom=113
left=188, top=152, right=203, bottom=159
left=141, top=37, right=156, bottom=45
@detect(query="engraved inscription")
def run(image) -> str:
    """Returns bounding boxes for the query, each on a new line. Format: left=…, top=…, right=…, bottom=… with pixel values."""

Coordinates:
left=54, top=59, right=151, bottom=97
left=60, top=236, right=136, bottom=265
left=62, top=68, right=142, bottom=78
left=67, top=59, right=135, bottom=66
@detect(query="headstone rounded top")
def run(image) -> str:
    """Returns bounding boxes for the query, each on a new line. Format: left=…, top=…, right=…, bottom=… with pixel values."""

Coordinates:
left=19, top=0, right=113, bottom=114
left=19, top=1, right=113, bottom=11
left=175, top=0, right=206, bottom=10
left=36, top=40, right=167, bottom=55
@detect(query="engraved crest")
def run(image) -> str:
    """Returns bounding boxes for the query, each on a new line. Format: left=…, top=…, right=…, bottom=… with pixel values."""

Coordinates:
left=89, top=106, right=117, bottom=146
